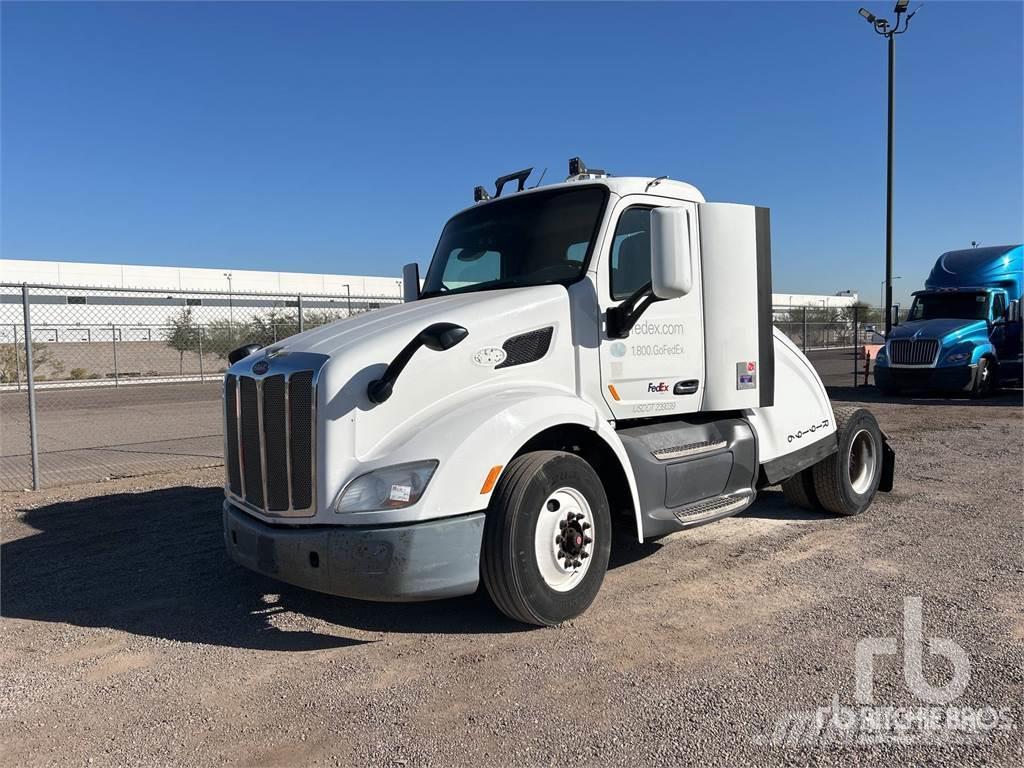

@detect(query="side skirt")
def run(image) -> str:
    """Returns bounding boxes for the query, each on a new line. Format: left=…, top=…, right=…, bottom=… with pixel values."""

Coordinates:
left=758, top=433, right=838, bottom=487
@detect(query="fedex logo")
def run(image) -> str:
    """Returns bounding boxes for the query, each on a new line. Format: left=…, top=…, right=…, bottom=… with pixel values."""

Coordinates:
left=647, top=382, right=670, bottom=393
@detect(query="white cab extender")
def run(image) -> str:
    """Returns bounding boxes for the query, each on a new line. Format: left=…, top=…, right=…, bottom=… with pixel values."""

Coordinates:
left=222, top=158, right=894, bottom=626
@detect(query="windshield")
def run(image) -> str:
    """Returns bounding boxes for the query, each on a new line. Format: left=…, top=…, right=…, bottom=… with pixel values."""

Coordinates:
left=907, top=292, right=990, bottom=322
left=421, top=186, right=608, bottom=298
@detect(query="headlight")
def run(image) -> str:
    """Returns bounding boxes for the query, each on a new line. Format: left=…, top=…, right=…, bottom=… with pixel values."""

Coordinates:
left=944, top=351, right=971, bottom=364
left=875, top=346, right=888, bottom=362
left=334, top=460, right=438, bottom=513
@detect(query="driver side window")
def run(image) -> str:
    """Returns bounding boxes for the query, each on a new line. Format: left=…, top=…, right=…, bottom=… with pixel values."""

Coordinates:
left=610, top=207, right=653, bottom=300
left=992, top=293, right=1006, bottom=321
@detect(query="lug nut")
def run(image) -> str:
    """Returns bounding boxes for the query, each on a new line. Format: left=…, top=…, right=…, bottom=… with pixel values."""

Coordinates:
left=559, top=520, right=567, bottom=530
left=581, top=522, right=591, bottom=530
left=580, top=551, right=589, bottom=559
left=555, top=535, right=562, bottom=544
left=583, top=536, right=592, bottom=545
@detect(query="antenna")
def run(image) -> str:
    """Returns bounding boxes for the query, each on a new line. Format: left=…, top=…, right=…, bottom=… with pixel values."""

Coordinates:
left=530, top=168, right=548, bottom=189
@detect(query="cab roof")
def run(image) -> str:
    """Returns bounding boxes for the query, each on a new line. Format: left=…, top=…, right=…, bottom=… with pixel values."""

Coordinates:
left=457, top=175, right=706, bottom=217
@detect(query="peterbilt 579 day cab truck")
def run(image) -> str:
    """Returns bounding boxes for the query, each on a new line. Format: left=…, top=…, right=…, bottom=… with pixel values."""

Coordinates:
left=874, top=244, right=1023, bottom=396
left=222, top=159, right=894, bottom=626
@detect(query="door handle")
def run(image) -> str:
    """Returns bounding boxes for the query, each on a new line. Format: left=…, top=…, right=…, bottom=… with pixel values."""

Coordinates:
left=674, top=380, right=699, bottom=395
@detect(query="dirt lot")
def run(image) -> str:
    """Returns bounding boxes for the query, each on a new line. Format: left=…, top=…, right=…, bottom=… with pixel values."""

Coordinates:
left=2, top=391, right=1022, bottom=766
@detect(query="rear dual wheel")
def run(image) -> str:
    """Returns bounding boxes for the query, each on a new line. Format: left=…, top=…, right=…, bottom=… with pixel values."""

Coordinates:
left=481, top=451, right=611, bottom=626
left=781, top=406, right=883, bottom=516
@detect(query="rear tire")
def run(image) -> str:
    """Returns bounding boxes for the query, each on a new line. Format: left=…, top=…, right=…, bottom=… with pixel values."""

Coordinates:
left=781, top=468, right=820, bottom=510
left=481, top=451, right=611, bottom=626
left=811, top=406, right=883, bottom=516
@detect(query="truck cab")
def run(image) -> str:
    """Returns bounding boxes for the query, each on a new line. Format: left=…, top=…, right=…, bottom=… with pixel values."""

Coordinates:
left=221, top=159, right=894, bottom=626
left=874, top=245, right=1023, bottom=396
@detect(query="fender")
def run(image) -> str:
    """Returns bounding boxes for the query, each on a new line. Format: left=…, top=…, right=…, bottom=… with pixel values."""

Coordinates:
left=337, top=385, right=643, bottom=538
left=968, top=341, right=997, bottom=366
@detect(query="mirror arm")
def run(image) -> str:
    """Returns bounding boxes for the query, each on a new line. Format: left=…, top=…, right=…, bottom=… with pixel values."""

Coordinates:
left=367, top=338, right=421, bottom=404
left=607, top=282, right=662, bottom=339
left=367, top=322, right=469, bottom=404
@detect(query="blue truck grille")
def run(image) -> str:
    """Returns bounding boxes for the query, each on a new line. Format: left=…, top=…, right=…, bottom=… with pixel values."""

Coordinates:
left=889, top=339, right=939, bottom=365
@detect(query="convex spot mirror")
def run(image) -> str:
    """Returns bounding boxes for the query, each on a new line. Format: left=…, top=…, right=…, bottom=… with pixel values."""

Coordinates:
left=650, top=207, right=693, bottom=300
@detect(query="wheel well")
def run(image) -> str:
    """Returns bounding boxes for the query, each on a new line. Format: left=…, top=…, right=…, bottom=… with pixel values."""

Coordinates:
left=514, top=424, right=635, bottom=524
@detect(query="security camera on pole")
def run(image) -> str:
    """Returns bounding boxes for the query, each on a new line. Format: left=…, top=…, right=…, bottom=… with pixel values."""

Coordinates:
left=858, top=1, right=920, bottom=335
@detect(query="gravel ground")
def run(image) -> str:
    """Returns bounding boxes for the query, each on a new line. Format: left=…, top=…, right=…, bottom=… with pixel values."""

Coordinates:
left=1, top=391, right=1021, bottom=766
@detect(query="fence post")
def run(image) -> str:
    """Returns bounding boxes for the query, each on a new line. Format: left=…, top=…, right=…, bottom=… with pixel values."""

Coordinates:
left=111, top=323, right=119, bottom=387
left=197, top=326, right=205, bottom=383
left=801, top=306, right=808, bottom=352
left=13, top=323, right=21, bottom=392
left=297, top=294, right=304, bottom=333
left=852, top=305, right=860, bottom=388
left=21, top=285, right=40, bottom=490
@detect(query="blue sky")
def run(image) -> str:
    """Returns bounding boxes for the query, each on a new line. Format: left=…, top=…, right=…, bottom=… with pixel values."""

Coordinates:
left=2, top=1, right=1021, bottom=305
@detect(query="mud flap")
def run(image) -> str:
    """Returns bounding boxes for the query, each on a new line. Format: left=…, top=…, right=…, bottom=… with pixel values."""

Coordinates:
left=879, top=434, right=896, bottom=493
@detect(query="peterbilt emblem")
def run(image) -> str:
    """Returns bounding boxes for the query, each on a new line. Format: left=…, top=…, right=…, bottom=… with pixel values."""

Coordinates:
left=252, top=360, right=270, bottom=375
left=472, top=346, right=507, bottom=367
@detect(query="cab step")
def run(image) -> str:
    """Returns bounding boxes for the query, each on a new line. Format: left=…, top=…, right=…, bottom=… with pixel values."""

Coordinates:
left=647, top=489, right=755, bottom=530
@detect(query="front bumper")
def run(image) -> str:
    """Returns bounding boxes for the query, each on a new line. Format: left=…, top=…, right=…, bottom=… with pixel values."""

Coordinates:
left=223, top=502, right=485, bottom=601
left=875, top=364, right=976, bottom=393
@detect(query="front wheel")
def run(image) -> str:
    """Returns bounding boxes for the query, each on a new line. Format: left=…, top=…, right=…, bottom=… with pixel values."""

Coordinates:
left=971, top=356, right=996, bottom=398
left=481, top=451, right=611, bottom=626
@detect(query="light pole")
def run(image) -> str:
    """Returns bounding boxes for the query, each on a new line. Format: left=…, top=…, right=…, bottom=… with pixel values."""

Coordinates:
left=858, top=1, right=919, bottom=335
left=343, top=283, right=352, bottom=316
left=879, top=276, right=901, bottom=317
left=224, top=272, right=234, bottom=342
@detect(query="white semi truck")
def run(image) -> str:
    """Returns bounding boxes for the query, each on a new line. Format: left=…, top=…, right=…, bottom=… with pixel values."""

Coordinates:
left=222, top=159, right=894, bottom=626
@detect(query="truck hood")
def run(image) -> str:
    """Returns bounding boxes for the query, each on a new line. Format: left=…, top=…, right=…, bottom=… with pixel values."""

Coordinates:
left=270, top=287, right=540, bottom=358
left=889, top=318, right=988, bottom=345
left=236, top=284, right=576, bottom=511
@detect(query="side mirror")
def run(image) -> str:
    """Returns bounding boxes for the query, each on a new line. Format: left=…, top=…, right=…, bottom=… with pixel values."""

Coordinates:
left=403, top=263, right=421, bottom=302
left=650, top=207, right=693, bottom=299
left=890, top=304, right=900, bottom=327
left=228, top=343, right=262, bottom=365
left=1007, top=299, right=1020, bottom=323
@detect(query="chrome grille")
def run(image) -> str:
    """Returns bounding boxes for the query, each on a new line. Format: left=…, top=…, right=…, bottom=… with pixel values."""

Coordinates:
left=224, top=361, right=319, bottom=517
left=889, top=339, right=939, bottom=366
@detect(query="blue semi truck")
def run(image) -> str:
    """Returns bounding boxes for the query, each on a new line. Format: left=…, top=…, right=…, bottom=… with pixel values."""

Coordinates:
left=874, top=244, right=1023, bottom=396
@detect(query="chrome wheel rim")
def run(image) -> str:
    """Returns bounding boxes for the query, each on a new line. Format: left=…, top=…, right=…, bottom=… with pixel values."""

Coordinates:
left=534, top=487, right=595, bottom=592
left=848, top=429, right=877, bottom=495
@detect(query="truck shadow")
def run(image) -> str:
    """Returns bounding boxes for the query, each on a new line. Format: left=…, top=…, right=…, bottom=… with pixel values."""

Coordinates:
left=827, top=385, right=1023, bottom=408
left=0, top=486, right=527, bottom=650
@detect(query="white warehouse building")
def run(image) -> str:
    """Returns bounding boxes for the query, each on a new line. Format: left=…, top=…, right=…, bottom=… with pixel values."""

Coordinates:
left=0, top=258, right=858, bottom=346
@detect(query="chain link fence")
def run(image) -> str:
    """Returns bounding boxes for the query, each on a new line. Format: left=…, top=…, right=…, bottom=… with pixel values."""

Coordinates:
left=773, top=304, right=893, bottom=388
left=2, top=284, right=891, bottom=491
left=0, top=282, right=401, bottom=490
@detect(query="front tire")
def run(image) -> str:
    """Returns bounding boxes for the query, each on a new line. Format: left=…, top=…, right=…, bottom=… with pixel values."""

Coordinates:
left=811, top=406, right=884, bottom=516
left=481, top=451, right=611, bottom=626
left=971, top=356, right=995, bottom=398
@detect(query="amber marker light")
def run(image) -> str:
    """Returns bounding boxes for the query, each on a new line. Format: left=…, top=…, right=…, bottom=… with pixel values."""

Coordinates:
left=480, top=465, right=503, bottom=494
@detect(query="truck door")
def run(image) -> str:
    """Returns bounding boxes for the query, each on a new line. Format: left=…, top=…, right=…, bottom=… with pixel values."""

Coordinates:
left=598, top=197, right=704, bottom=420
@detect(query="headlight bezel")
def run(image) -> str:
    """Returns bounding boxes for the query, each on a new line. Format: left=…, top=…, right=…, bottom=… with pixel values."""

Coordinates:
left=334, top=460, right=439, bottom=514
left=943, top=350, right=972, bottom=365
